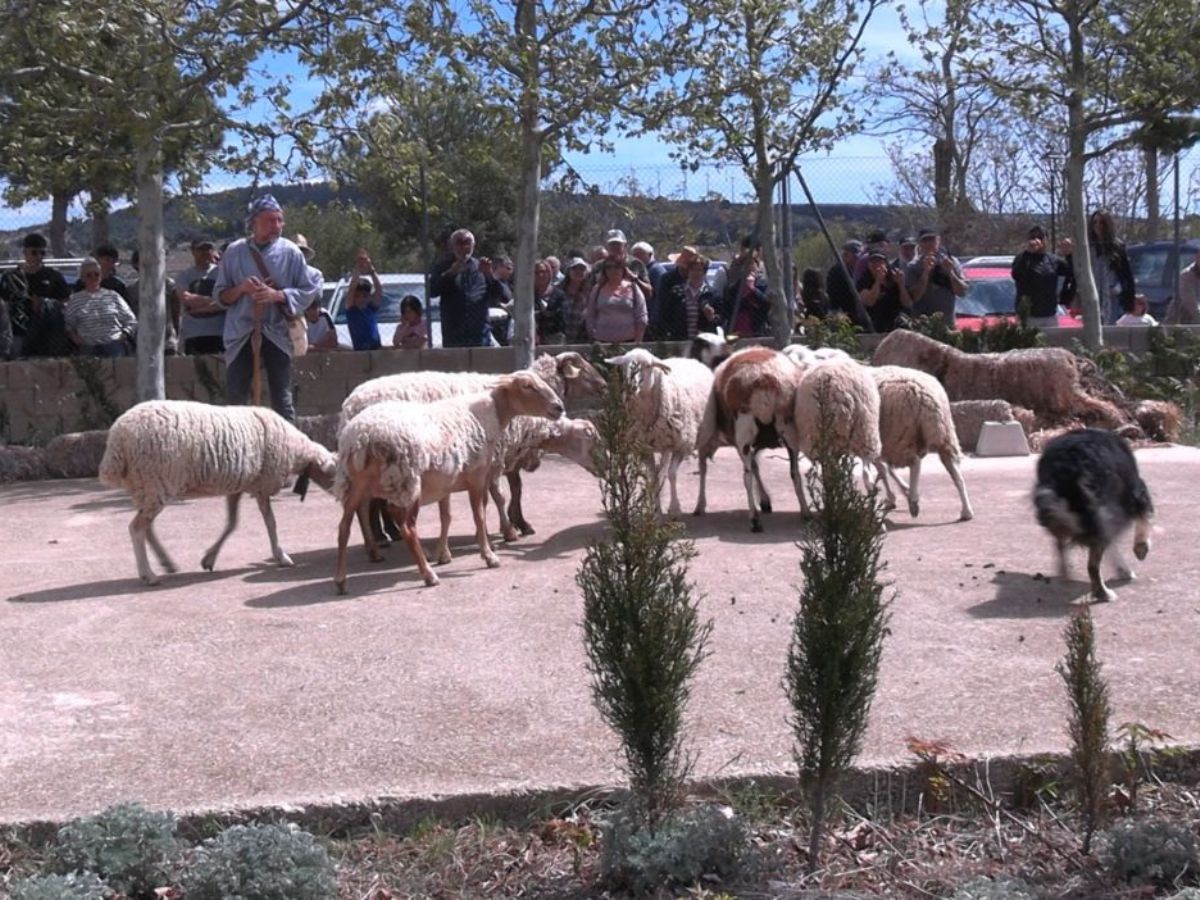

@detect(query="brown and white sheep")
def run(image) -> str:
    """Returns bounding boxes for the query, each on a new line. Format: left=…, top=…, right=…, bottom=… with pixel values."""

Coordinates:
left=332, top=372, right=564, bottom=594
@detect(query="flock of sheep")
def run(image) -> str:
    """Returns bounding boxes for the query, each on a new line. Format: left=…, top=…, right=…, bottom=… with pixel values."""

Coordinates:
left=95, top=332, right=997, bottom=595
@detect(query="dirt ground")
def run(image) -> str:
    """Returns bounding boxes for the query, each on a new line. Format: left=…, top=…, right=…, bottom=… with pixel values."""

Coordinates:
left=2, top=445, right=1198, bottom=825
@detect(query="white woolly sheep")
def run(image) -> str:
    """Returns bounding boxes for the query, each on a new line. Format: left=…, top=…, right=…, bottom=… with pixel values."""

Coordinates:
left=782, top=344, right=852, bottom=367
left=332, top=372, right=564, bottom=594
left=870, top=365, right=975, bottom=521
left=792, top=359, right=889, bottom=516
left=698, top=345, right=804, bottom=531
left=340, top=351, right=605, bottom=541
left=872, top=330, right=1124, bottom=426
left=98, top=400, right=337, bottom=585
left=435, top=415, right=599, bottom=564
left=605, top=348, right=714, bottom=517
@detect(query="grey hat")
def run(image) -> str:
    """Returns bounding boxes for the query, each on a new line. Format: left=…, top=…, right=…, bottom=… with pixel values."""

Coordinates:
left=604, top=229, right=628, bottom=245
left=567, top=256, right=589, bottom=270
left=841, top=239, right=864, bottom=253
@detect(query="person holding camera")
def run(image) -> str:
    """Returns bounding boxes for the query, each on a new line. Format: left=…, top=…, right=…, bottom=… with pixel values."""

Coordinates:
left=905, top=227, right=967, bottom=326
left=857, top=250, right=913, bottom=333
left=430, top=228, right=490, bottom=347
left=1011, top=225, right=1074, bottom=328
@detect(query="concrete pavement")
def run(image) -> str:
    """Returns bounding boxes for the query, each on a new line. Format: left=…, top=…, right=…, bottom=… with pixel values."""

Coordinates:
left=2, top=446, right=1199, bottom=824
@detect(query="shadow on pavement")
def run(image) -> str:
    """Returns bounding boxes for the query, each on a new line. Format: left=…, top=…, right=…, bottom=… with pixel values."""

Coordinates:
left=6, top=567, right=254, bottom=604
left=968, top=570, right=1095, bottom=618
left=245, top=564, right=475, bottom=608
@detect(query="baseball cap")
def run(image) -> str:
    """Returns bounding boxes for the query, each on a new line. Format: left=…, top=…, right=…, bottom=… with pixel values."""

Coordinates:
left=604, top=229, right=627, bottom=245
left=841, top=239, right=864, bottom=254
left=899, top=235, right=917, bottom=247
left=918, top=227, right=940, bottom=240
left=567, top=256, right=588, bottom=270
left=867, top=250, right=889, bottom=262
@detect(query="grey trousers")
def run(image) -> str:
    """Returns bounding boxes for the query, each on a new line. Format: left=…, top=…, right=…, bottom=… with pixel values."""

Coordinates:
left=225, top=338, right=295, bottom=422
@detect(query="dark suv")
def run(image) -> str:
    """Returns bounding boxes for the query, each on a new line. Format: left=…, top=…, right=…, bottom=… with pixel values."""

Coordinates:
left=1125, top=239, right=1200, bottom=319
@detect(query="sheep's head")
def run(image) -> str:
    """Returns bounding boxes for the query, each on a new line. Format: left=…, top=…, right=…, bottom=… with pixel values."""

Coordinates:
left=540, top=417, right=601, bottom=476
left=554, top=351, right=607, bottom=399
left=605, top=348, right=670, bottom=392
left=690, top=327, right=732, bottom=369
left=499, top=371, right=565, bottom=421
left=293, top=445, right=338, bottom=500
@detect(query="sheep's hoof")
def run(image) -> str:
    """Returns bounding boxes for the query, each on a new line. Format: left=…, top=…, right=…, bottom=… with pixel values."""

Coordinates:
left=200, top=555, right=216, bottom=572
left=140, top=573, right=161, bottom=587
left=334, top=579, right=347, bottom=596
left=368, top=549, right=385, bottom=564
left=959, top=508, right=975, bottom=522
left=275, top=552, right=295, bottom=568
left=436, top=551, right=452, bottom=565
left=759, top=498, right=773, bottom=514
left=1091, top=586, right=1116, bottom=604
left=882, top=498, right=897, bottom=512
left=501, top=528, right=520, bottom=543
left=692, top=504, right=706, bottom=516
left=518, top=523, right=536, bottom=537
left=908, top=500, right=920, bottom=518
left=423, top=572, right=440, bottom=587
left=750, top=520, right=764, bottom=534
left=484, top=554, right=501, bottom=569
left=1116, top=565, right=1136, bottom=582
left=162, top=559, right=179, bottom=574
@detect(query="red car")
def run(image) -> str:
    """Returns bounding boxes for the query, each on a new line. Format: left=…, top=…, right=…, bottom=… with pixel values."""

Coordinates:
left=956, top=258, right=1082, bottom=331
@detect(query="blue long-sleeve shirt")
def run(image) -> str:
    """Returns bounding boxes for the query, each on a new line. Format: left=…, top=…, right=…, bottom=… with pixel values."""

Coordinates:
left=213, top=237, right=321, bottom=364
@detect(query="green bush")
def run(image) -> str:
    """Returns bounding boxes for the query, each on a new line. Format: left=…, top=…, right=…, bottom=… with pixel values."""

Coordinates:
left=181, top=823, right=336, bottom=900
left=9, top=872, right=110, bottom=900
left=903, top=311, right=1043, bottom=353
left=598, top=803, right=749, bottom=894
left=1102, top=819, right=1199, bottom=887
left=50, top=803, right=182, bottom=898
left=948, top=875, right=1039, bottom=899
left=796, top=314, right=866, bottom=358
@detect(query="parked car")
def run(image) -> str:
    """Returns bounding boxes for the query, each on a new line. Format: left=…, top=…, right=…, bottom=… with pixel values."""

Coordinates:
left=1125, top=239, right=1200, bottom=320
left=326, top=274, right=510, bottom=349
left=327, top=273, right=436, bottom=349
left=957, top=258, right=1081, bottom=331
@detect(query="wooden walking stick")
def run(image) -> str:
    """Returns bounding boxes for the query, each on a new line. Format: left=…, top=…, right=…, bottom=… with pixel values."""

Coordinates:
left=251, top=295, right=264, bottom=406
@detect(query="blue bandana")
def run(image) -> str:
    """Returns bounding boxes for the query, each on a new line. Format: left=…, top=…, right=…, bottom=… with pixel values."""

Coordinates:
left=245, top=194, right=282, bottom=231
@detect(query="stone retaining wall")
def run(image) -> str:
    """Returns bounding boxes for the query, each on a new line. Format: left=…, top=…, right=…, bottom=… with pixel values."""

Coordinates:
left=0, top=326, right=1185, bottom=443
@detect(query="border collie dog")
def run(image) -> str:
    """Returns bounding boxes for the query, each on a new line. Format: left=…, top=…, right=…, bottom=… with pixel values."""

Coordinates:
left=1034, top=428, right=1154, bottom=603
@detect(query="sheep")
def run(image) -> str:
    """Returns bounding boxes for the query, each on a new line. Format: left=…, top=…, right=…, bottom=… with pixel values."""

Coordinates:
left=698, top=345, right=805, bottom=531
left=872, top=330, right=1124, bottom=426
left=340, top=351, right=605, bottom=541
left=869, top=365, right=975, bottom=522
left=436, top=415, right=599, bottom=564
left=98, top=400, right=337, bottom=586
left=604, top=348, right=714, bottom=517
left=791, top=359, right=889, bottom=516
left=782, top=344, right=852, bottom=367
left=332, top=372, right=564, bottom=594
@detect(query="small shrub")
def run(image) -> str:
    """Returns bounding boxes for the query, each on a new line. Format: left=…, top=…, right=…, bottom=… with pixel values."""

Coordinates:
left=796, top=315, right=865, bottom=358
left=182, top=823, right=337, bottom=900
left=50, top=802, right=182, bottom=898
left=9, top=872, right=110, bottom=900
left=948, top=875, right=1039, bottom=899
left=1102, top=818, right=1199, bottom=887
left=598, top=803, right=748, bottom=894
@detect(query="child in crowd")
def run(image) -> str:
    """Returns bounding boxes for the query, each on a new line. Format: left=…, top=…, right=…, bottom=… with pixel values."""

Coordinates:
left=305, top=300, right=338, bottom=351
left=1115, top=293, right=1157, bottom=327
left=393, top=294, right=428, bottom=349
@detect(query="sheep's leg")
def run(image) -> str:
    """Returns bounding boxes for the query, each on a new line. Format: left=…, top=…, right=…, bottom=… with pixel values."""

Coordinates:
left=507, top=472, right=535, bottom=536
left=145, top=522, right=177, bottom=574
left=1110, top=546, right=1135, bottom=582
left=355, top=499, right=384, bottom=563
left=939, top=449, right=975, bottom=522
left=129, top=507, right=163, bottom=586
left=335, top=482, right=370, bottom=594
left=786, top=445, right=808, bottom=519
left=647, top=452, right=666, bottom=514
left=905, top=456, right=922, bottom=518
left=364, top=499, right=389, bottom=546
left=396, top=502, right=438, bottom=587
left=734, top=415, right=765, bottom=532
left=874, top=460, right=899, bottom=513
left=693, top=452, right=709, bottom=516
left=255, top=493, right=293, bottom=567
left=666, top=451, right=685, bottom=518
left=201, top=493, right=241, bottom=572
left=1055, top=536, right=1071, bottom=580
left=1087, top=543, right=1116, bottom=603
left=489, top=477, right=519, bottom=543
left=469, top=485, right=501, bottom=568
left=435, top=497, right=453, bottom=565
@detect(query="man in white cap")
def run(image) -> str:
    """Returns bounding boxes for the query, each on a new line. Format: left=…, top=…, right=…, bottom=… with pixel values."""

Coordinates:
left=213, top=194, right=321, bottom=421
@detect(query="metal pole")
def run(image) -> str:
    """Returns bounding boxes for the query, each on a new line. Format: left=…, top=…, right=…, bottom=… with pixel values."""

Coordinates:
left=419, top=162, right=432, bottom=348
left=781, top=174, right=795, bottom=317
left=1173, top=152, right=1182, bottom=308
left=795, top=166, right=873, bottom=332
left=1049, top=171, right=1057, bottom=249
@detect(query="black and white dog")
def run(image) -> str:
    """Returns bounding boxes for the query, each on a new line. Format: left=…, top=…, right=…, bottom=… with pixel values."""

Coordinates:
left=1034, top=428, right=1154, bottom=603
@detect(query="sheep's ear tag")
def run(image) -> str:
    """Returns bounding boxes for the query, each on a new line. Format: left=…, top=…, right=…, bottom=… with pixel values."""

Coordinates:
left=563, top=363, right=581, bottom=379
left=293, top=472, right=311, bottom=501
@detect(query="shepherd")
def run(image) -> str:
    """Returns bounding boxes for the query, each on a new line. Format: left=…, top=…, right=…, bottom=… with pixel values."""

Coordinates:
left=213, top=194, right=322, bottom=420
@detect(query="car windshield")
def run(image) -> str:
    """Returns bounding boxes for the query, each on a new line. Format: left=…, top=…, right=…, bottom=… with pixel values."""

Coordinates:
left=958, top=269, right=1015, bottom=317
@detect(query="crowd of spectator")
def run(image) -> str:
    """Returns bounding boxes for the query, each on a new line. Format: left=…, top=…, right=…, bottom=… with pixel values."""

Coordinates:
left=2, top=205, right=1168, bottom=362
